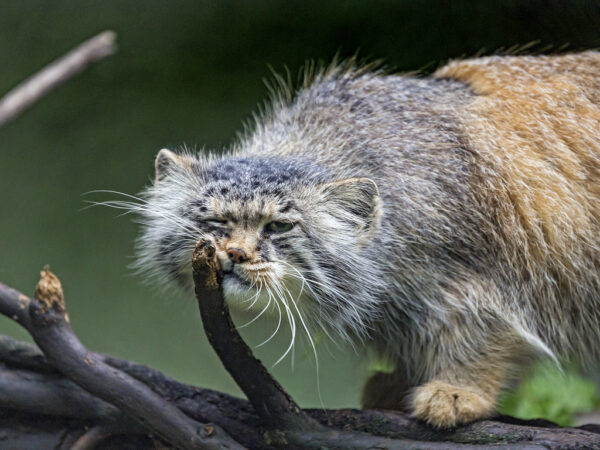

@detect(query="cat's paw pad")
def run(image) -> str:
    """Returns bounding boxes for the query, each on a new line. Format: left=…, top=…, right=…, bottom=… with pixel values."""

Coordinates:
left=412, top=380, right=494, bottom=428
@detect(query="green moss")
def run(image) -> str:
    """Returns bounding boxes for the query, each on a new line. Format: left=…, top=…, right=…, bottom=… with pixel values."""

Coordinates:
left=499, top=362, right=600, bottom=426
left=368, top=357, right=395, bottom=374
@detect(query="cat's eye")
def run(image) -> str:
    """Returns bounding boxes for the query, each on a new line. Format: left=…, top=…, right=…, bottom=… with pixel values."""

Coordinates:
left=265, top=221, right=294, bottom=233
left=206, top=218, right=229, bottom=226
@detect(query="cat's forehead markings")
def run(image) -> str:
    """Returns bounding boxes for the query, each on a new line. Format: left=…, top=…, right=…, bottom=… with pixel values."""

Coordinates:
left=211, top=198, right=221, bottom=210
left=265, top=201, right=277, bottom=216
left=279, top=200, right=295, bottom=213
left=210, top=194, right=282, bottom=219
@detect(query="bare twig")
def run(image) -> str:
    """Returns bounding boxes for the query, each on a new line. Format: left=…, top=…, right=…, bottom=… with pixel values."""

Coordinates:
left=0, top=271, right=244, bottom=450
left=191, top=241, right=399, bottom=448
left=192, top=239, right=321, bottom=433
left=0, top=30, right=117, bottom=128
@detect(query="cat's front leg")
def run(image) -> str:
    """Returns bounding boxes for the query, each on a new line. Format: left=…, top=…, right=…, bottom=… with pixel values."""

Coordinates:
left=409, top=331, right=525, bottom=428
left=362, top=364, right=501, bottom=426
left=411, top=379, right=496, bottom=427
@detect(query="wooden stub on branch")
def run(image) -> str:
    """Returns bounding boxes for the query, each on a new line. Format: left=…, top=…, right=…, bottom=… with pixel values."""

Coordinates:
left=34, top=268, right=65, bottom=314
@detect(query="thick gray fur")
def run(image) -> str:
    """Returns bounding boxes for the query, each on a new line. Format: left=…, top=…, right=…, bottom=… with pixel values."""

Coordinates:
left=126, top=63, right=596, bottom=424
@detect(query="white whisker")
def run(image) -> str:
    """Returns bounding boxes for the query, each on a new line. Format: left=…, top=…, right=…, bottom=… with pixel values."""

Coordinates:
left=237, top=289, right=272, bottom=329
left=272, top=281, right=297, bottom=367
left=257, top=292, right=283, bottom=347
left=245, top=288, right=262, bottom=310
left=282, top=282, right=324, bottom=409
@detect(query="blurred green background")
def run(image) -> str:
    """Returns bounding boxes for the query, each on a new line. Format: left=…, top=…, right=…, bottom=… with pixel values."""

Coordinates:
left=1, top=0, right=600, bottom=423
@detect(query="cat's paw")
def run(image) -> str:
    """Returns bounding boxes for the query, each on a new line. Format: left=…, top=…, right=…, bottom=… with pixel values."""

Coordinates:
left=411, top=380, right=494, bottom=428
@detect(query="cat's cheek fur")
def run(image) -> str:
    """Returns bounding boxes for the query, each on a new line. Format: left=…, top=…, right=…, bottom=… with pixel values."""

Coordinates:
left=221, top=278, right=246, bottom=302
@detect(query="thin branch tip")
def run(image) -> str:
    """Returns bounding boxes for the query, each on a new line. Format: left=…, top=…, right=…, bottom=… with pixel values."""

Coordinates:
left=98, top=30, right=117, bottom=45
left=87, top=30, right=118, bottom=58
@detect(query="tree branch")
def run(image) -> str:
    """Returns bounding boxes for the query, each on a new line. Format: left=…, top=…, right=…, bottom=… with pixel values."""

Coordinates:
left=192, top=240, right=424, bottom=448
left=0, top=271, right=243, bottom=450
left=0, top=256, right=599, bottom=448
left=0, top=335, right=265, bottom=447
left=0, top=365, right=119, bottom=420
left=0, top=30, right=117, bottom=127
left=2, top=335, right=600, bottom=449
left=189, top=239, right=600, bottom=449
left=192, top=239, right=321, bottom=433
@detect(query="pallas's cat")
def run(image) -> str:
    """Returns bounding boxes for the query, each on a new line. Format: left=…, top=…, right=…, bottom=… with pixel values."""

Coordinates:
left=123, top=53, right=600, bottom=427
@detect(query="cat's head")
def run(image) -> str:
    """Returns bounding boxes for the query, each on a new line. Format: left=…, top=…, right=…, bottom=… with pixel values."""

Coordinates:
left=135, top=148, right=383, bottom=340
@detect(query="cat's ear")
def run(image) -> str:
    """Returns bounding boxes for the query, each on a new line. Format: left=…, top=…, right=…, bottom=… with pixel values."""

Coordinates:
left=154, top=148, right=193, bottom=182
left=319, top=177, right=381, bottom=238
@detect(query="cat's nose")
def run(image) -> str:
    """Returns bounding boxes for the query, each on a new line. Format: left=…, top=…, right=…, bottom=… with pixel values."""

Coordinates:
left=227, top=248, right=248, bottom=264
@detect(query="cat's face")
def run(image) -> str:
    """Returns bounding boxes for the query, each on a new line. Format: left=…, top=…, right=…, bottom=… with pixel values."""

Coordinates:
left=196, top=176, right=308, bottom=311
left=135, top=149, right=382, bottom=339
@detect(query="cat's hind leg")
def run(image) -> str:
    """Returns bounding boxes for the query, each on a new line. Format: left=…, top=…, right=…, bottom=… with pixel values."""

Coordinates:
left=361, top=370, right=412, bottom=411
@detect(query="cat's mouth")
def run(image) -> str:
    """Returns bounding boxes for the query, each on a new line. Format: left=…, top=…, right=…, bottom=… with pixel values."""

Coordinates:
left=223, top=264, right=274, bottom=289
left=222, top=269, right=252, bottom=287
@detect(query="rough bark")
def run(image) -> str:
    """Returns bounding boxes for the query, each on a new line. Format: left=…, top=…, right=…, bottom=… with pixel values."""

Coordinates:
left=0, top=273, right=243, bottom=450
left=1, top=268, right=600, bottom=448
left=1, top=335, right=600, bottom=449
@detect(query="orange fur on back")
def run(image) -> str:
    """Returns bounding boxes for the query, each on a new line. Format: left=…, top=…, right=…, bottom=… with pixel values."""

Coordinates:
left=436, top=52, right=600, bottom=270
